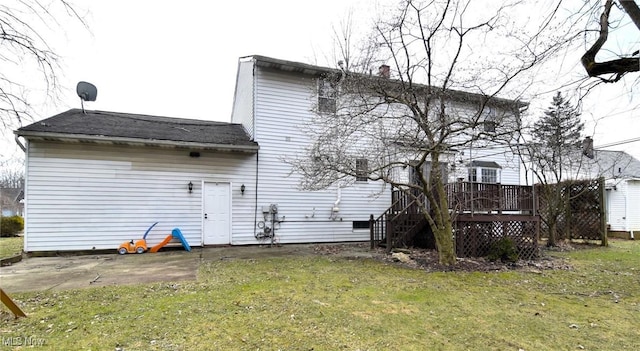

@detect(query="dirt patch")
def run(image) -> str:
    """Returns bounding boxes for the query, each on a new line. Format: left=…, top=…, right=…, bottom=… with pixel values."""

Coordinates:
left=310, top=242, right=574, bottom=273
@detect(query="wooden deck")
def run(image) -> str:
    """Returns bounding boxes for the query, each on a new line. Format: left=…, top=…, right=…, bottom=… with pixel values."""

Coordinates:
left=371, top=182, right=540, bottom=258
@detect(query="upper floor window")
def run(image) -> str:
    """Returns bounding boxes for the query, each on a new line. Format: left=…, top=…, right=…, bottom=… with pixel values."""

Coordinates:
left=318, top=78, right=337, bottom=114
left=355, top=158, right=369, bottom=182
left=410, top=161, right=449, bottom=186
left=483, top=106, right=496, bottom=133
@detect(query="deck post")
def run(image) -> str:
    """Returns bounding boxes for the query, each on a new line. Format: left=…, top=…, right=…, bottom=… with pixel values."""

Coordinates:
left=369, top=214, right=375, bottom=249
left=599, top=177, right=608, bottom=246
left=386, top=217, right=393, bottom=253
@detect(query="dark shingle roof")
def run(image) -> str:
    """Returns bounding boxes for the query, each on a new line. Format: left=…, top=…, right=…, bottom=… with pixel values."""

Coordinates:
left=244, top=55, right=528, bottom=109
left=593, top=150, right=640, bottom=178
left=468, top=160, right=502, bottom=169
left=16, top=109, right=258, bottom=152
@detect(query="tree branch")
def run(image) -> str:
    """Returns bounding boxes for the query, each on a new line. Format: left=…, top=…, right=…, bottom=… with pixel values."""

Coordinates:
left=581, top=0, right=640, bottom=82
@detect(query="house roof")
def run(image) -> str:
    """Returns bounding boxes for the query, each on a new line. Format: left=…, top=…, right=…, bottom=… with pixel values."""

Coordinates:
left=468, top=161, right=502, bottom=169
left=0, top=188, right=24, bottom=203
left=592, top=150, right=640, bottom=179
left=242, top=55, right=528, bottom=109
left=15, top=109, right=259, bottom=153
left=248, top=55, right=334, bottom=76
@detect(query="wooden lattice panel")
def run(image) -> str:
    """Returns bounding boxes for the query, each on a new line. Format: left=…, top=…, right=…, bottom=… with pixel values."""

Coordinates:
left=538, top=178, right=604, bottom=242
left=455, top=215, right=540, bottom=260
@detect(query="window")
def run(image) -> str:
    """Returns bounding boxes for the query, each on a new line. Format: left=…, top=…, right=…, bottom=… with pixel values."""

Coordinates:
left=468, top=168, right=477, bottom=182
left=481, top=168, right=498, bottom=183
left=355, top=158, right=369, bottom=182
left=410, top=161, right=449, bottom=186
left=483, top=107, right=496, bottom=133
left=352, top=221, right=370, bottom=230
left=318, top=78, right=337, bottom=114
left=467, top=161, right=501, bottom=184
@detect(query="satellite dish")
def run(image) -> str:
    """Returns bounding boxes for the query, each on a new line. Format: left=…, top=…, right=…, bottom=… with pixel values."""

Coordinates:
left=77, top=81, right=97, bottom=101
left=76, top=81, right=97, bottom=113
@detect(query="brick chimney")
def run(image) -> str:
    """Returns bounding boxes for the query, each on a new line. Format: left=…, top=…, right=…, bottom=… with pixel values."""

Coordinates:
left=378, top=65, right=390, bottom=78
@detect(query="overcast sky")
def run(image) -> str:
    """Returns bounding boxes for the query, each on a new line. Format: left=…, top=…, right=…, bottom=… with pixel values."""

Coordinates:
left=2, top=0, right=639, bottom=162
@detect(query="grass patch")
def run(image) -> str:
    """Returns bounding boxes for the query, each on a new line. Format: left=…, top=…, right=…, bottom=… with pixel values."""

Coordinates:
left=0, top=236, right=23, bottom=259
left=1, top=240, right=639, bottom=350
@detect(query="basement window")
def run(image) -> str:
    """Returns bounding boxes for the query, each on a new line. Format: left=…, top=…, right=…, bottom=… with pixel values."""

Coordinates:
left=353, top=221, right=370, bottom=230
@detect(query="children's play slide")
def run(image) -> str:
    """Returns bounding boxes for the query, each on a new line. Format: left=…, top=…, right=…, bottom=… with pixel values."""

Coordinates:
left=149, top=228, right=192, bottom=253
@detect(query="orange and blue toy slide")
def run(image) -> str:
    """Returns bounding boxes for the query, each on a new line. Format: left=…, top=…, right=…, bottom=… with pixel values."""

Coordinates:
left=171, top=228, right=191, bottom=251
left=149, top=227, right=191, bottom=253
left=149, top=235, right=173, bottom=253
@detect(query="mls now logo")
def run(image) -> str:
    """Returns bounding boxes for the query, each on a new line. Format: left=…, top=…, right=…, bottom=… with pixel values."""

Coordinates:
left=2, top=335, right=46, bottom=347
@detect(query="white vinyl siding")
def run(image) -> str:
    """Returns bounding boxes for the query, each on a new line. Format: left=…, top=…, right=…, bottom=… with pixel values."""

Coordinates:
left=604, top=179, right=640, bottom=233
left=626, top=180, right=640, bottom=232
left=23, top=141, right=256, bottom=252
left=250, top=68, right=390, bottom=244
left=606, top=183, right=627, bottom=231
left=230, top=58, right=255, bottom=138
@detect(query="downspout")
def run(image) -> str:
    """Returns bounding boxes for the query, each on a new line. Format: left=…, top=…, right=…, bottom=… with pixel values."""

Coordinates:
left=334, top=187, right=341, bottom=210
left=252, top=58, right=259, bottom=240
left=253, top=151, right=260, bottom=239
left=331, top=187, right=341, bottom=219
left=15, top=135, right=26, bottom=152
left=14, top=134, right=27, bottom=252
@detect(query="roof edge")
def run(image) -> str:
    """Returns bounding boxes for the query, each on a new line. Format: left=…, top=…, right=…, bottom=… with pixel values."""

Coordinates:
left=15, top=130, right=259, bottom=153
left=245, top=55, right=527, bottom=108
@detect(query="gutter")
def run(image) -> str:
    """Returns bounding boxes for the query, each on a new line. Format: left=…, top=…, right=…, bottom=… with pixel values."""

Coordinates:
left=14, top=135, right=26, bottom=152
left=14, top=131, right=259, bottom=153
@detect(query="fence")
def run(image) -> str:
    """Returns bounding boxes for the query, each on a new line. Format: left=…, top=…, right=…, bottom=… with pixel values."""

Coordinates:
left=454, top=214, right=540, bottom=259
left=537, top=177, right=606, bottom=243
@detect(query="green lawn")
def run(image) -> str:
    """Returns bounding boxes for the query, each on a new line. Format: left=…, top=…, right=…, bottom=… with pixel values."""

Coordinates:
left=1, top=240, right=639, bottom=350
left=0, top=236, right=23, bottom=259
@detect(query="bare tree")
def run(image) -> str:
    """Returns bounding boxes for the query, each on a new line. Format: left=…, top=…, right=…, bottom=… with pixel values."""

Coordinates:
left=0, top=0, right=87, bottom=133
left=0, top=167, right=24, bottom=189
left=289, top=0, right=575, bottom=265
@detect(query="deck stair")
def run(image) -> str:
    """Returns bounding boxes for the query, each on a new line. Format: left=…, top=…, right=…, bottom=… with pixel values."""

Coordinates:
left=371, top=191, right=431, bottom=252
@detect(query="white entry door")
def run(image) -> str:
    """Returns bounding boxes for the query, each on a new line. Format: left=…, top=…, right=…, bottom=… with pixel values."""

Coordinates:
left=203, top=182, right=231, bottom=245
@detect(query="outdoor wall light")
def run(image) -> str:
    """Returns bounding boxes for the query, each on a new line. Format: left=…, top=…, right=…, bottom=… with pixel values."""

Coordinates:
left=240, top=184, right=246, bottom=195
left=188, top=181, right=193, bottom=193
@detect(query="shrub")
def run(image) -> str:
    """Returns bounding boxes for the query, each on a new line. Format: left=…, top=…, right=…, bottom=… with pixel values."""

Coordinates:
left=487, top=237, right=519, bottom=263
left=1, top=216, right=24, bottom=237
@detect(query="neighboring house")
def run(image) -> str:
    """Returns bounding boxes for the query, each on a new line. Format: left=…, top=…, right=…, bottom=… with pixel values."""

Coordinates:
left=1, top=188, right=24, bottom=217
left=577, top=150, right=640, bottom=237
left=15, top=55, right=524, bottom=252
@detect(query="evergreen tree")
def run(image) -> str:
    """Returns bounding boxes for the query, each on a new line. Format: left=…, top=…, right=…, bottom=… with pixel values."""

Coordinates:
left=531, top=92, right=584, bottom=246
left=533, top=91, right=584, bottom=176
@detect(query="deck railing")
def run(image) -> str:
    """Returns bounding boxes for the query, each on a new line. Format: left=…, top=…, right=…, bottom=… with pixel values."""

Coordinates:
left=446, top=182, right=535, bottom=213
left=370, top=191, right=428, bottom=251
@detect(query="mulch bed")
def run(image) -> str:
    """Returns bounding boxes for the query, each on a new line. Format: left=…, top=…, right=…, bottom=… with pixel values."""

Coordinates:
left=311, top=242, right=577, bottom=273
